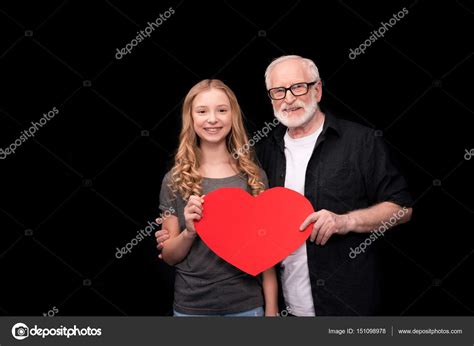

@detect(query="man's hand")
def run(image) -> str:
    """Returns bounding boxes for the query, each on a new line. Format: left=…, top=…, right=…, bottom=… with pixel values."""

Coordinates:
left=299, top=209, right=352, bottom=245
left=155, top=227, right=170, bottom=259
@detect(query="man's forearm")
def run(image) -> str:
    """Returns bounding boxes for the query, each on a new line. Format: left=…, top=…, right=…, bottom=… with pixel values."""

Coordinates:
left=161, top=229, right=196, bottom=266
left=346, top=201, right=412, bottom=233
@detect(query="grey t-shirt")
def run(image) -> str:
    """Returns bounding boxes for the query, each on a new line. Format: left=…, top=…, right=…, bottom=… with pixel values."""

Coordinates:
left=159, top=170, right=268, bottom=315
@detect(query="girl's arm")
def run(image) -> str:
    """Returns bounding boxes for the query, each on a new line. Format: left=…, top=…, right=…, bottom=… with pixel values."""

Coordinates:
left=161, top=195, right=204, bottom=266
left=160, top=215, right=196, bottom=266
left=262, top=267, right=278, bottom=316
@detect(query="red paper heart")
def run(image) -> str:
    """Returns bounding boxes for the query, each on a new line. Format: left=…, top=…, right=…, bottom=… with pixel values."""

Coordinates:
left=194, top=187, right=314, bottom=276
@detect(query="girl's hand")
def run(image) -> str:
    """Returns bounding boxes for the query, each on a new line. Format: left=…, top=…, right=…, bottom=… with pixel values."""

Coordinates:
left=184, top=195, right=205, bottom=236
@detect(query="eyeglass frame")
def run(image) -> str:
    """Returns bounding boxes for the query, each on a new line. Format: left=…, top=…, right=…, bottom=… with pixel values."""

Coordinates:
left=267, top=80, right=320, bottom=100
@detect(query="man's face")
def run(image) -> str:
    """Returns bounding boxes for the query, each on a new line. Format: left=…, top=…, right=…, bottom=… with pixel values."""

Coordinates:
left=268, top=59, right=321, bottom=128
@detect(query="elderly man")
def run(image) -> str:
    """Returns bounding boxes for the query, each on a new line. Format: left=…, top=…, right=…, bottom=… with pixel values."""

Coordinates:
left=256, top=55, right=412, bottom=316
left=156, top=55, right=413, bottom=316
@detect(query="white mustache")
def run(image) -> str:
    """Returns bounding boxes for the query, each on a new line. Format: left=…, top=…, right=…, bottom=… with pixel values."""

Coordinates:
left=280, top=101, right=306, bottom=112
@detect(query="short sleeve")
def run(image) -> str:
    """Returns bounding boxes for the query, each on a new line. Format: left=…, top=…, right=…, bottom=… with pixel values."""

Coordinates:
left=364, top=131, right=413, bottom=207
left=159, top=172, right=179, bottom=216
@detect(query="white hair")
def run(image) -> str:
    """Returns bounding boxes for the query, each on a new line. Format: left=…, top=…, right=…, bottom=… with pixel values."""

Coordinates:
left=264, top=55, right=320, bottom=89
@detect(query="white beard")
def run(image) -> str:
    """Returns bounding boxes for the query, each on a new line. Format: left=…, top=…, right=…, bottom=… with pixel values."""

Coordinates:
left=274, top=95, right=319, bottom=128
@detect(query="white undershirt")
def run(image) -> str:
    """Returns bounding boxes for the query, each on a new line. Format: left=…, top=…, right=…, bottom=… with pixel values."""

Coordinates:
left=281, top=122, right=324, bottom=316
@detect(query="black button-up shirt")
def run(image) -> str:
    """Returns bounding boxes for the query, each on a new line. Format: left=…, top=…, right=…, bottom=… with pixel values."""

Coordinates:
left=256, top=111, right=413, bottom=315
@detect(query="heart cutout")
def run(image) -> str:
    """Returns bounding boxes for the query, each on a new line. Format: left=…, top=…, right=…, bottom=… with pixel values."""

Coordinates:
left=194, top=187, right=314, bottom=276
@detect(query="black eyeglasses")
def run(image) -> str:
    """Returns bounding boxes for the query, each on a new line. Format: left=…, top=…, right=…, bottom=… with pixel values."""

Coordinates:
left=267, top=81, right=319, bottom=100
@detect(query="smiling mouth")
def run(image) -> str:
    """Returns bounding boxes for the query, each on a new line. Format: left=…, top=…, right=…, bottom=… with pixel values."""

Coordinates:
left=203, top=127, right=223, bottom=134
left=283, top=106, right=302, bottom=113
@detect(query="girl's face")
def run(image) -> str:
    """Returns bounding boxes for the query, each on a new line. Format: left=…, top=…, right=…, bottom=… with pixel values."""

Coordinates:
left=192, top=88, right=232, bottom=145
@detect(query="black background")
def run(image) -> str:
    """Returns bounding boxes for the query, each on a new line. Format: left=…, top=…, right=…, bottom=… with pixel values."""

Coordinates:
left=0, top=0, right=473, bottom=316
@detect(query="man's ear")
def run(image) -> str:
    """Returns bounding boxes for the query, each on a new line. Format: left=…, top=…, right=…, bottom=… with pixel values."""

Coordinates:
left=315, top=81, right=323, bottom=102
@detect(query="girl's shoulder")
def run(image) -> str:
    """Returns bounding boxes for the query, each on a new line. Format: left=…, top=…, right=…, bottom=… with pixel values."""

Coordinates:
left=160, top=170, right=178, bottom=198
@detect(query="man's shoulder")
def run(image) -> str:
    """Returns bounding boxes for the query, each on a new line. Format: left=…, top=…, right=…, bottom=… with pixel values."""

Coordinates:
left=330, top=113, right=376, bottom=141
left=256, top=124, right=285, bottom=150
